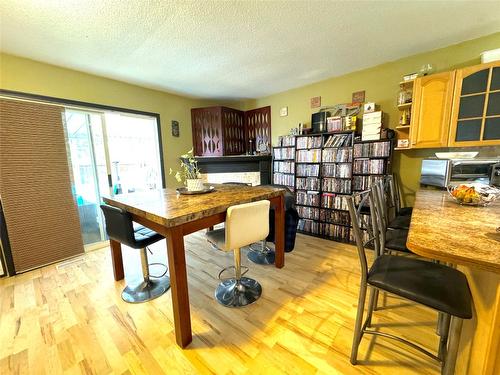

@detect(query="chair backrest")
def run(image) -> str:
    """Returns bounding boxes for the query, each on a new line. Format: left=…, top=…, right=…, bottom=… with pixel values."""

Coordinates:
left=225, top=200, right=270, bottom=250
left=371, top=181, right=390, bottom=253
left=100, top=204, right=136, bottom=247
left=388, top=173, right=403, bottom=213
left=346, top=189, right=380, bottom=281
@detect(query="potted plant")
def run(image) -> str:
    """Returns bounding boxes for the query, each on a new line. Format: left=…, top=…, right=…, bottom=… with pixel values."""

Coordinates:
left=170, top=149, right=204, bottom=191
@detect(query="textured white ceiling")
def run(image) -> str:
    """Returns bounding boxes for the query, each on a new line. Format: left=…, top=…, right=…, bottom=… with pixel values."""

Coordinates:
left=1, top=1, right=500, bottom=100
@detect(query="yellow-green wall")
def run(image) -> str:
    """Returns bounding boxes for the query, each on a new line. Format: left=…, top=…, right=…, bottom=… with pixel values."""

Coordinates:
left=246, top=32, right=500, bottom=205
left=0, top=53, right=238, bottom=187
left=2, top=32, right=500, bottom=201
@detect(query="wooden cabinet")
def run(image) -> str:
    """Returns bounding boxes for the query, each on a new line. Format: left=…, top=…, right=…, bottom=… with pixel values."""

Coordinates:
left=448, top=61, right=500, bottom=147
left=191, top=106, right=245, bottom=156
left=191, top=106, right=271, bottom=156
left=410, top=71, right=456, bottom=148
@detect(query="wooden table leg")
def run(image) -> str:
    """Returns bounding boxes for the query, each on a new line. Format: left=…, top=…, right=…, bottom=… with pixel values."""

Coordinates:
left=274, top=194, right=285, bottom=268
left=165, top=226, right=192, bottom=348
left=110, top=239, right=124, bottom=281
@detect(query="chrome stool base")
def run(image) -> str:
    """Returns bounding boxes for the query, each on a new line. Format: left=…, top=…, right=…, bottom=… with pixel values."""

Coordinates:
left=248, top=241, right=275, bottom=265
left=122, top=277, right=170, bottom=303
left=247, top=248, right=275, bottom=265
left=215, top=277, right=262, bottom=307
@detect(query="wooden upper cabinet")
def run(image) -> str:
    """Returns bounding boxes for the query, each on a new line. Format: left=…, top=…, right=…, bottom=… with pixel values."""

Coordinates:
left=448, top=61, right=500, bottom=147
left=410, top=71, right=455, bottom=148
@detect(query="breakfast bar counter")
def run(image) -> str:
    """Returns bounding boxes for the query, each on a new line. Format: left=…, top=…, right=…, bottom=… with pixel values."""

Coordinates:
left=407, top=189, right=500, bottom=375
left=407, top=189, right=500, bottom=273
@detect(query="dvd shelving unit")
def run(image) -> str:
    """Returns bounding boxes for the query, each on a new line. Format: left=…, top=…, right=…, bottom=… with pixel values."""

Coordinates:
left=272, top=135, right=296, bottom=191
left=295, top=134, right=323, bottom=235
left=272, top=132, right=393, bottom=244
left=319, top=131, right=355, bottom=242
left=352, top=139, right=393, bottom=191
left=352, top=139, right=394, bottom=243
left=294, top=131, right=355, bottom=241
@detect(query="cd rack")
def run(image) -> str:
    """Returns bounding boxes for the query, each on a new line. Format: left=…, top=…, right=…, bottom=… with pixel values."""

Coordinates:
left=271, top=132, right=393, bottom=243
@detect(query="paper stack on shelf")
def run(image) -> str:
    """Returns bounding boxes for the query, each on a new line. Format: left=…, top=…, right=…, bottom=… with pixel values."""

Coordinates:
left=362, top=111, right=382, bottom=141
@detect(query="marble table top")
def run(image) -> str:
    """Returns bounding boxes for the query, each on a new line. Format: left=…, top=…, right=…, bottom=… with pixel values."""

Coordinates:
left=102, top=184, right=285, bottom=228
left=407, top=189, right=500, bottom=273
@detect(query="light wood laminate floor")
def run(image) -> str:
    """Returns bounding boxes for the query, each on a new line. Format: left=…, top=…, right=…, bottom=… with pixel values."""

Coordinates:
left=0, top=232, right=440, bottom=374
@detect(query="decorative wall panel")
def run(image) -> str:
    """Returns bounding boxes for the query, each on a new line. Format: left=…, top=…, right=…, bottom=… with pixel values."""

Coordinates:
left=245, top=106, right=272, bottom=154
left=191, top=107, right=223, bottom=156
left=221, top=107, right=245, bottom=155
left=191, top=106, right=270, bottom=156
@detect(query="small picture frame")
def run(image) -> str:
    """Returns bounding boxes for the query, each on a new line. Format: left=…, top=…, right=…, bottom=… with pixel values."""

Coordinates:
left=352, top=90, right=365, bottom=104
left=171, top=120, right=179, bottom=137
left=310, top=96, right=321, bottom=108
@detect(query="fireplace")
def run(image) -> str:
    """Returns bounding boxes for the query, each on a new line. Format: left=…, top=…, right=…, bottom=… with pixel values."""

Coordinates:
left=195, top=155, right=272, bottom=186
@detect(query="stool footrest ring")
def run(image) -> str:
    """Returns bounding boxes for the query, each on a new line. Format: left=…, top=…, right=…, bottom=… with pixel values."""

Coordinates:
left=218, top=265, right=249, bottom=281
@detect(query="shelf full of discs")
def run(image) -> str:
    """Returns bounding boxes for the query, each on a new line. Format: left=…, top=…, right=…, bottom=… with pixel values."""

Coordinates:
left=296, top=135, right=322, bottom=149
left=321, top=223, right=351, bottom=242
left=272, top=136, right=296, bottom=191
left=295, top=135, right=323, bottom=235
left=297, top=219, right=320, bottom=235
left=353, top=158, right=386, bottom=174
left=296, top=190, right=320, bottom=206
left=353, top=175, right=384, bottom=191
left=273, top=147, right=295, bottom=160
left=352, top=139, right=393, bottom=245
left=274, top=160, right=295, bottom=173
left=353, top=140, right=391, bottom=158
left=273, top=173, right=295, bottom=187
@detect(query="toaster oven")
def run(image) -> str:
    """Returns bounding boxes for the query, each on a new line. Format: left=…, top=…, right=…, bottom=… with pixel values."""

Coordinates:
left=420, top=158, right=500, bottom=188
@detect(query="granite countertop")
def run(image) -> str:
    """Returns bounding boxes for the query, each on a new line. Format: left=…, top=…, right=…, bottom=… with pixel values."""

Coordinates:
left=102, top=184, right=284, bottom=228
left=407, top=189, right=500, bottom=273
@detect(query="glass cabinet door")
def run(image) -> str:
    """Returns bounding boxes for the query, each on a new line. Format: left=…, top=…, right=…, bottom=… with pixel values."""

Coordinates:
left=449, top=61, right=500, bottom=146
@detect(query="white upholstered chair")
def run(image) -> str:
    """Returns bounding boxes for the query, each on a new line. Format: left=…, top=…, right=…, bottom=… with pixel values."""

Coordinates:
left=206, top=200, right=270, bottom=307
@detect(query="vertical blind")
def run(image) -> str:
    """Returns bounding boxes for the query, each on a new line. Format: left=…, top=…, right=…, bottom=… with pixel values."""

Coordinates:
left=0, top=98, right=84, bottom=272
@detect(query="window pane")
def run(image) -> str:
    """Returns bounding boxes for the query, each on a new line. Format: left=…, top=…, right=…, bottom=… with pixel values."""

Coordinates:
left=461, top=69, right=489, bottom=95
left=486, top=91, right=500, bottom=116
left=490, top=67, right=500, bottom=91
left=456, top=119, right=482, bottom=142
left=483, top=117, right=500, bottom=140
left=458, top=94, right=485, bottom=119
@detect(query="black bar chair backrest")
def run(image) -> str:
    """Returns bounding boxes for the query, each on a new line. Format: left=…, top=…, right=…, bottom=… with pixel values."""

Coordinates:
left=347, top=189, right=381, bottom=271
left=100, top=204, right=137, bottom=248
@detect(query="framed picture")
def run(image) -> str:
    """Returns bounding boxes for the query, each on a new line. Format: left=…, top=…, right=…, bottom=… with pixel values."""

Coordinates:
left=352, top=90, right=365, bottom=103
left=310, top=96, right=321, bottom=108
left=171, top=120, right=179, bottom=137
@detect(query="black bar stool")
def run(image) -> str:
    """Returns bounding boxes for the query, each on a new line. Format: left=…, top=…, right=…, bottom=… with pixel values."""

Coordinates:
left=346, top=189, right=472, bottom=374
left=100, top=204, right=170, bottom=303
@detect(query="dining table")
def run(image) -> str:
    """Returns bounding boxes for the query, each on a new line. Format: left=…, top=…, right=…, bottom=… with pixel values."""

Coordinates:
left=102, top=183, right=286, bottom=348
left=407, top=189, right=500, bottom=375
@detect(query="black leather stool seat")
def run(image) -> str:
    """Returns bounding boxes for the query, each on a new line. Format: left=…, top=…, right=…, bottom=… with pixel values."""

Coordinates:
left=101, top=204, right=163, bottom=249
left=399, top=207, right=413, bottom=216
left=132, top=223, right=163, bottom=248
left=388, top=214, right=411, bottom=230
left=368, top=255, right=472, bottom=319
left=385, top=229, right=410, bottom=253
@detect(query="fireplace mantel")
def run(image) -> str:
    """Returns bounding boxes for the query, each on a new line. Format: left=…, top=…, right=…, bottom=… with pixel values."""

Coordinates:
left=194, top=155, right=272, bottom=185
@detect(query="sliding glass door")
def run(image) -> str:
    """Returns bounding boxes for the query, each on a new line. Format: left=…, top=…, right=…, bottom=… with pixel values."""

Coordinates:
left=64, top=109, right=163, bottom=247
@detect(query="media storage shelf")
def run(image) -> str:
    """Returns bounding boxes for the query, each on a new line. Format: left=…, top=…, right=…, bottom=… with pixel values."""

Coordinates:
left=271, top=132, right=393, bottom=244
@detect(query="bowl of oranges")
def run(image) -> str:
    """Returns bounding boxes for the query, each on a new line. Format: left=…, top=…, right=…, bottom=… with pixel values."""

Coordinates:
left=447, top=184, right=500, bottom=206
